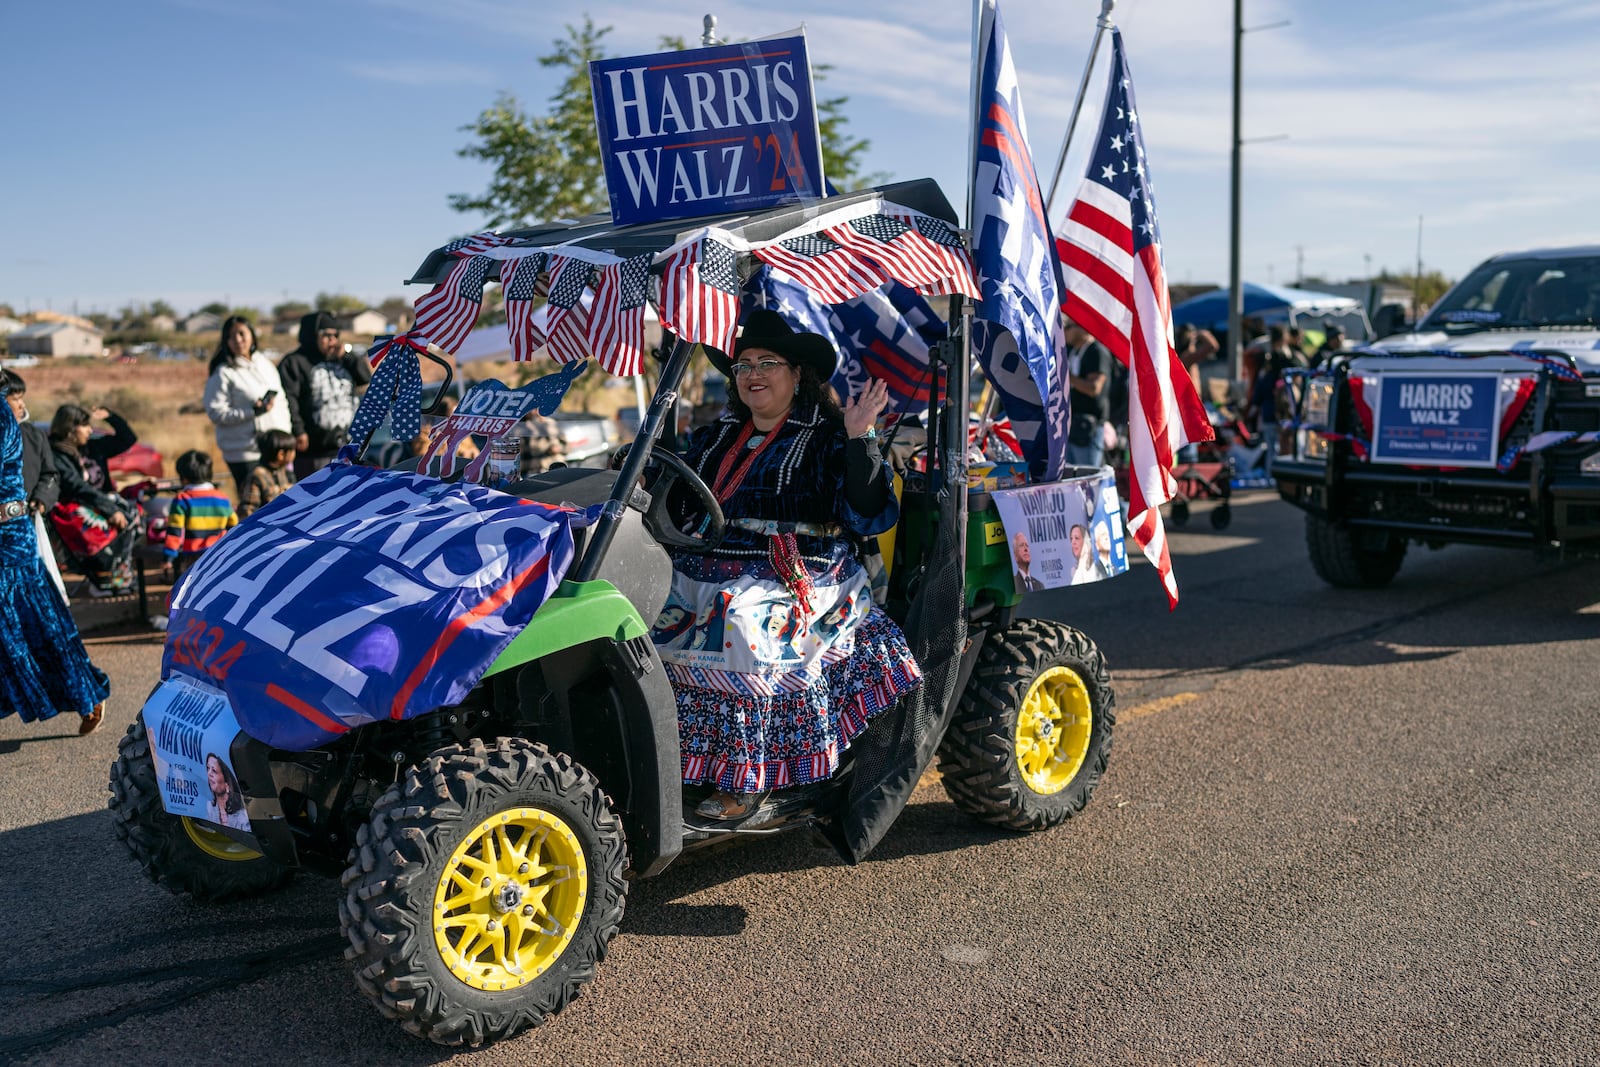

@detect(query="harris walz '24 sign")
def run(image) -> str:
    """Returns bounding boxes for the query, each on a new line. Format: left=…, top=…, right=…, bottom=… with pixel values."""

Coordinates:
left=590, top=32, right=825, bottom=226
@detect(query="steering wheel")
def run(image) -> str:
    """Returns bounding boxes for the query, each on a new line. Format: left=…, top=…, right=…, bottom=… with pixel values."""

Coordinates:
left=612, top=441, right=726, bottom=553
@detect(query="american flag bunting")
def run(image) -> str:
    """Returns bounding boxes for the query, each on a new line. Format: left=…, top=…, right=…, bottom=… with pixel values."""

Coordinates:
left=752, top=233, right=890, bottom=305
left=412, top=254, right=492, bottom=355
left=587, top=252, right=653, bottom=376
left=502, top=252, right=548, bottom=362
left=658, top=236, right=742, bottom=356
left=542, top=253, right=595, bottom=365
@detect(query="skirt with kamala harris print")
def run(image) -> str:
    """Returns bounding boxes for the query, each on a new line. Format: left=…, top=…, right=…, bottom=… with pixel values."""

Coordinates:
left=652, top=542, right=922, bottom=794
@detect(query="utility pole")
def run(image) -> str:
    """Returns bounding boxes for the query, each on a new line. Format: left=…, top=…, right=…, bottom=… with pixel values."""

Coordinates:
left=1414, top=215, right=1425, bottom=320
left=1228, top=0, right=1243, bottom=382
left=1294, top=244, right=1304, bottom=286
left=1227, top=3, right=1290, bottom=382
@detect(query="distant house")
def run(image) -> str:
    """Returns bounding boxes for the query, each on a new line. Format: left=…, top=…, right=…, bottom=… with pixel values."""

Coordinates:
left=338, top=309, right=390, bottom=335
left=148, top=313, right=178, bottom=333
left=8, top=321, right=105, bottom=357
left=0, top=316, right=24, bottom=337
left=181, top=311, right=223, bottom=333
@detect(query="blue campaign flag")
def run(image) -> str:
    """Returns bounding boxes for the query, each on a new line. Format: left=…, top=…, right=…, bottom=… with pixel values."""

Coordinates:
left=161, top=464, right=580, bottom=751
left=745, top=267, right=946, bottom=414
left=970, top=0, right=1068, bottom=479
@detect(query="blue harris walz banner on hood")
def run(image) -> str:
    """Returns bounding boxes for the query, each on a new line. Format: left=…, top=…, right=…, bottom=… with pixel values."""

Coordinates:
left=161, top=464, right=579, bottom=751
left=589, top=32, right=825, bottom=226
left=1371, top=373, right=1501, bottom=467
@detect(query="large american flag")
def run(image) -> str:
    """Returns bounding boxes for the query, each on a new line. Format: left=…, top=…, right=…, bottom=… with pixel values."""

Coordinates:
left=1057, top=28, right=1212, bottom=608
left=752, top=232, right=889, bottom=305
left=970, top=0, right=1068, bottom=480
left=587, top=252, right=653, bottom=376
left=413, top=254, right=492, bottom=354
left=658, top=236, right=742, bottom=356
left=501, top=252, right=548, bottom=362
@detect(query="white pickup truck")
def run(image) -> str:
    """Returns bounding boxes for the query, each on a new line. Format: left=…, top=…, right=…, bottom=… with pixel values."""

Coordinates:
left=1272, top=246, right=1600, bottom=586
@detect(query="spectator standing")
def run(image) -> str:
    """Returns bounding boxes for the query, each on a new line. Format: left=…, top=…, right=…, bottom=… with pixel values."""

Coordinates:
left=1249, top=325, right=1306, bottom=469
left=277, top=311, right=372, bottom=479
left=0, top=376, right=109, bottom=735
left=1063, top=317, right=1111, bottom=469
left=1312, top=325, right=1345, bottom=369
left=239, top=429, right=298, bottom=518
left=204, top=315, right=290, bottom=496
left=161, top=450, right=237, bottom=581
left=1, top=370, right=66, bottom=601
left=48, top=404, right=139, bottom=596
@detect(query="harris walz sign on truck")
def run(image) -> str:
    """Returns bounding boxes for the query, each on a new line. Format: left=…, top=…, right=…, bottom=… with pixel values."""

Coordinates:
left=1273, top=245, right=1600, bottom=587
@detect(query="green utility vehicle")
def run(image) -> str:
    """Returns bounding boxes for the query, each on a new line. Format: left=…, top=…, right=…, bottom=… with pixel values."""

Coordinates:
left=108, top=180, right=1115, bottom=1047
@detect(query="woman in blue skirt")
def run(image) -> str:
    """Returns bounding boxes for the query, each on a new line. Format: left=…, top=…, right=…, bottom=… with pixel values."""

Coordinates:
left=0, top=373, right=108, bottom=734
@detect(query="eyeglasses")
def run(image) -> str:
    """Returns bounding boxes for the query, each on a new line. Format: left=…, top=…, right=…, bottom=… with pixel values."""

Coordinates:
left=730, top=359, right=790, bottom=379
left=318, top=330, right=340, bottom=339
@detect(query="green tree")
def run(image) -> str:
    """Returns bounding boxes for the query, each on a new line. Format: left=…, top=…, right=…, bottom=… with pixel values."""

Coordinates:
left=229, top=307, right=260, bottom=325
left=149, top=299, right=177, bottom=319
left=273, top=300, right=312, bottom=321
left=199, top=301, right=230, bottom=317
left=450, top=17, right=612, bottom=226
left=315, top=292, right=367, bottom=314
left=1375, top=268, right=1453, bottom=308
left=451, top=18, right=875, bottom=227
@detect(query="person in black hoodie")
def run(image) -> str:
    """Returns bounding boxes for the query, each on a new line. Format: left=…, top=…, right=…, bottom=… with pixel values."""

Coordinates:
left=276, top=310, right=372, bottom=479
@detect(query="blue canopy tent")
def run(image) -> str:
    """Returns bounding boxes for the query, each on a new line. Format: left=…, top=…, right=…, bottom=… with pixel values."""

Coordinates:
left=1172, top=283, right=1372, bottom=341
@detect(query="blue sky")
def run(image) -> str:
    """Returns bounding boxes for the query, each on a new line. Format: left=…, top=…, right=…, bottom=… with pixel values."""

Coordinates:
left=5, top=0, right=1599, bottom=316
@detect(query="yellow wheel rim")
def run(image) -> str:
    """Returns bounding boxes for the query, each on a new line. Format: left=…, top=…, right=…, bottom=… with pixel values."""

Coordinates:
left=433, top=806, right=588, bottom=992
left=1015, top=666, right=1093, bottom=796
left=181, top=817, right=263, bottom=861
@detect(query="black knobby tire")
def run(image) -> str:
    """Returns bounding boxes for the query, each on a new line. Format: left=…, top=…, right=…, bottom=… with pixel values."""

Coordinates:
left=1169, top=497, right=1191, bottom=527
left=936, top=619, right=1115, bottom=832
left=339, top=737, right=628, bottom=1048
left=1210, top=503, right=1233, bottom=530
left=107, top=716, right=293, bottom=902
left=1305, top=513, right=1407, bottom=588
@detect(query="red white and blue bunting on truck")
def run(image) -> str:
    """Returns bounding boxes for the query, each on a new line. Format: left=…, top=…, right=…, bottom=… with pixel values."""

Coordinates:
left=396, top=202, right=978, bottom=375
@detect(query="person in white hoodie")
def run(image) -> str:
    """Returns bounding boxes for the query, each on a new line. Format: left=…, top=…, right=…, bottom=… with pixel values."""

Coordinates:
left=204, top=316, right=291, bottom=496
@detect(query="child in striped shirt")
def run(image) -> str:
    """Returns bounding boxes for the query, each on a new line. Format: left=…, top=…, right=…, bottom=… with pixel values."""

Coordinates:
left=162, top=449, right=238, bottom=580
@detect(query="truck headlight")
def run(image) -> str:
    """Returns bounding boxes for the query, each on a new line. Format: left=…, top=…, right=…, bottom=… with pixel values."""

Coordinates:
left=1581, top=451, right=1600, bottom=476
left=1302, top=380, right=1334, bottom=429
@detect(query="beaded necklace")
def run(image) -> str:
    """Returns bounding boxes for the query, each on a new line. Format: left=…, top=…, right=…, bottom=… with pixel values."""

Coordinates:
left=710, top=414, right=788, bottom=503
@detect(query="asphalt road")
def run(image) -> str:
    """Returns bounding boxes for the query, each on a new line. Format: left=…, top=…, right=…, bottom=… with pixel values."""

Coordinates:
left=2, top=489, right=1596, bottom=1066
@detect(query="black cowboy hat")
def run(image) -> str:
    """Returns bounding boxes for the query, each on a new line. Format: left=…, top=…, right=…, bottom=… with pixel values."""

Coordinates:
left=705, top=309, right=838, bottom=380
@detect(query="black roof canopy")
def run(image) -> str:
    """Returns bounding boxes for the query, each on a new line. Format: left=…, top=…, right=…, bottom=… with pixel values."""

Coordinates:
left=405, top=178, right=961, bottom=287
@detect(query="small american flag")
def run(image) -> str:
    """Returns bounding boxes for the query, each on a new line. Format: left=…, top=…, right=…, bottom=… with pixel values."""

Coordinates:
left=587, top=252, right=653, bottom=376
left=542, top=253, right=594, bottom=365
left=502, top=252, right=548, bottom=363
left=824, top=212, right=979, bottom=298
left=440, top=231, right=513, bottom=256
left=752, top=233, right=888, bottom=305
left=413, top=254, right=491, bottom=354
left=1057, top=28, right=1212, bottom=608
left=658, top=236, right=742, bottom=357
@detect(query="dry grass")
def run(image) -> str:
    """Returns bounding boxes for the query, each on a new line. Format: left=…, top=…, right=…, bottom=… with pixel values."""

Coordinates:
left=19, top=358, right=215, bottom=483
